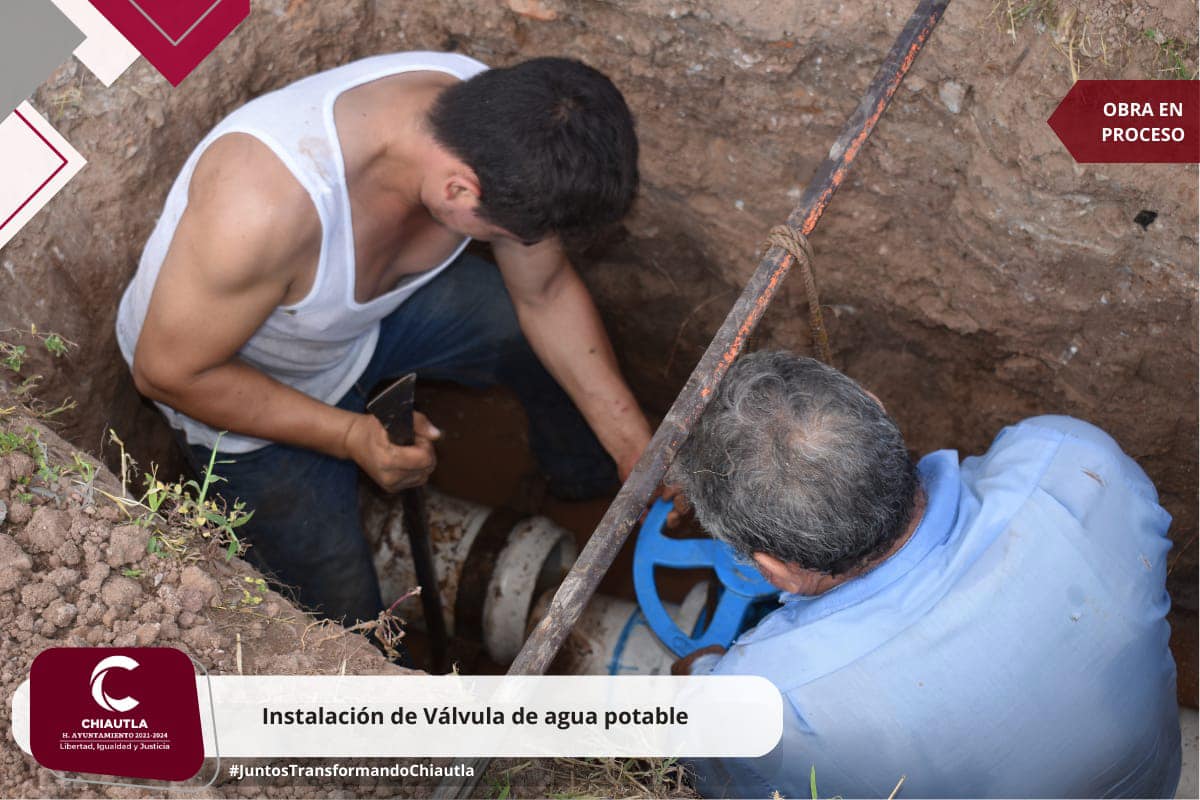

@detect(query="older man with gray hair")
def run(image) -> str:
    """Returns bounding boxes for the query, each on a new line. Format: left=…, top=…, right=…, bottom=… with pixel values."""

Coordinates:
left=669, top=351, right=1180, bottom=799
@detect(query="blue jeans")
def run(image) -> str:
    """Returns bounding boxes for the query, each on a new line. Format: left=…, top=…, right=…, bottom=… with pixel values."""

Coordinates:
left=182, top=254, right=616, bottom=624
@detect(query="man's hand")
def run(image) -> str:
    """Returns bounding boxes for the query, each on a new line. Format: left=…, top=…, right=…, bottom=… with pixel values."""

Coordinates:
left=343, top=411, right=441, bottom=492
left=660, top=483, right=692, bottom=528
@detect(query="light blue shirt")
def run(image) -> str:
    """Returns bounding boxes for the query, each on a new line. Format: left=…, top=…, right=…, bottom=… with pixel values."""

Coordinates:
left=690, top=416, right=1180, bottom=798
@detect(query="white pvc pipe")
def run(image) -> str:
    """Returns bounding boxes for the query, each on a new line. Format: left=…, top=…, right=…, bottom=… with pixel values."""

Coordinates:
left=484, top=516, right=577, bottom=664
left=364, top=487, right=490, bottom=636
left=363, top=487, right=577, bottom=665
left=528, top=583, right=712, bottom=676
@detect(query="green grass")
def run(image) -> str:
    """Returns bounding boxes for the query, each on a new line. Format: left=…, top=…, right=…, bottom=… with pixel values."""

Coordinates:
left=487, top=773, right=512, bottom=800
left=1143, top=29, right=1198, bottom=79
left=0, top=326, right=74, bottom=374
left=105, top=430, right=253, bottom=563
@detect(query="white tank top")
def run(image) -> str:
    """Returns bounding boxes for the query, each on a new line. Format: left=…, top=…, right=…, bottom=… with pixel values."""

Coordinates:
left=116, top=52, right=488, bottom=453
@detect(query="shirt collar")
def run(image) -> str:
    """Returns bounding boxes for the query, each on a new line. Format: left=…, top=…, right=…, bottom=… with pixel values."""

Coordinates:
left=775, top=449, right=962, bottom=613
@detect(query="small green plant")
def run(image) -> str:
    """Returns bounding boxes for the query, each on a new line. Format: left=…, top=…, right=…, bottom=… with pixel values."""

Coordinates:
left=37, top=397, right=77, bottom=420
left=0, top=428, right=33, bottom=455
left=0, top=424, right=106, bottom=509
left=102, top=430, right=253, bottom=562
left=185, top=441, right=254, bottom=560
left=0, top=328, right=256, bottom=567
left=807, top=767, right=905, bottom=800
left=71, top=453, right=95, bottom=483
left=239, top=576, right=267, bottom=606
left=31, top=436, right=59, bottom=483
left=1143, top=29, right=1197, bottom=79
left=11, top=375, right=41, bottom=399
left=67, top=452, right=98, bottom=506
left=0, top=325, right=75, bottom=373
left=0, top=425, right=65, bottom=484
left=122, top=568, right=144, bottom=579
left=147, top=534, right=165, bottom=557
left=1, top=344, right=27, bottom=373
left=487, top=774, right=511, bottom=800
left=0, top=327, right=78, bottom=423
left=42, top=333, right=69, bottom=358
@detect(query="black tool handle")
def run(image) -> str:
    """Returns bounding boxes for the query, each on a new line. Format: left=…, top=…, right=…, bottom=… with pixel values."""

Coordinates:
left=401, top=487, right=450, bottom=673
left=368, top=375, right=450, bottom=673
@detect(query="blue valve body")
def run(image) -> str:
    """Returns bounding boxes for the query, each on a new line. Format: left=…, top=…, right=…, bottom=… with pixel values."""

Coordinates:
left=633, top=499, right=780, bottom=658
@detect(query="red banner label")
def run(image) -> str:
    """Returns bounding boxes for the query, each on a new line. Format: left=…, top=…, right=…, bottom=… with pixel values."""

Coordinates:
left=30, top=648, right=204, bottom=782
left=1048, top=80, right=1199, bottom=163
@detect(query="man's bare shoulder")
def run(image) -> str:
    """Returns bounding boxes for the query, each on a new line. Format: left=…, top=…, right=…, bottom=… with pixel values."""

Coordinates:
left=176, top=133, right=320, bottom=290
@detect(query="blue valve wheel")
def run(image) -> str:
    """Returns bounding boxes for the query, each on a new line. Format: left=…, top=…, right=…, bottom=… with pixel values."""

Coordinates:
left=633, top=499, right=779, bottom=658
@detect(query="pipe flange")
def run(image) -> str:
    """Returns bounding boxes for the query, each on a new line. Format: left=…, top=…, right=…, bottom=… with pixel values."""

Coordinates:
left=483, top=517, right=577, bottom=664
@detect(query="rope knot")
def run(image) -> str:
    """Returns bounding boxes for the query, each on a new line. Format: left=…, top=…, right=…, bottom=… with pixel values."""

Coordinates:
left=765, top=225, right=832, bottom=364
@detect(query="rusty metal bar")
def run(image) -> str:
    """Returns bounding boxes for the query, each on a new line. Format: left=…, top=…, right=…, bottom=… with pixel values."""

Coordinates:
left=436, top=0, right=949, bottom=793
left=514, top=0, right=951, bottom=676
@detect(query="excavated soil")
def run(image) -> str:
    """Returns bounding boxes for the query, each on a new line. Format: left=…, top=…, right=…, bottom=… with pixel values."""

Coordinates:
left=0, top=408, right=421, bottom=798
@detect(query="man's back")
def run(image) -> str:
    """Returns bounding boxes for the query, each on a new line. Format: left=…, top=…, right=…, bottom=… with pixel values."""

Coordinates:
left=694, top=415, right=1180, bottom=798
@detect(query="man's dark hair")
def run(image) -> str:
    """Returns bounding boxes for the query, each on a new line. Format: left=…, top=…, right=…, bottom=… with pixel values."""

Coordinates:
left=668, top=352, right=919, bottom=576
left=427, top=57, right=638, bottom=243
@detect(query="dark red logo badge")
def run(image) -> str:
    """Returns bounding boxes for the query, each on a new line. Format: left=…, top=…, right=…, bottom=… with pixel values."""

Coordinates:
left=30, top=648, right=204, bottom=782
left=1048, top=80, right=1200, bottom=164
left=86, top=0, right=250, bottom=86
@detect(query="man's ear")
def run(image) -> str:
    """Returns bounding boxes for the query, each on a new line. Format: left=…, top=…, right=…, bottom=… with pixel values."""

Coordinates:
left=444, top=171, right=481, bottom=210
left=752, top=552, right=801, bottom=593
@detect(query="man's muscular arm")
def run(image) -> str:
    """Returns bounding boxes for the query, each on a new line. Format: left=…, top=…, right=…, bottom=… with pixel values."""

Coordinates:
left=493, top=236, right=652, bottom=480
left=132, top=136, right=436, bottom=491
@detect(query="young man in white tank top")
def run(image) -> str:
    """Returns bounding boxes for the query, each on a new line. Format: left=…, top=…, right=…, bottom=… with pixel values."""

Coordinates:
left=116, top=54, right=652, bottom=631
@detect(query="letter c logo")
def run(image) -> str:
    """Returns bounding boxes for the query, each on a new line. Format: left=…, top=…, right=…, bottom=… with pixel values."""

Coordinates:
left=90, top=655, right=139, bottom=713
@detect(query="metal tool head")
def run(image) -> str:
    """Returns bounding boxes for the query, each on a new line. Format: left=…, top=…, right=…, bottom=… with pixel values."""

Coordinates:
left=367, top=373, right=417, bottom=446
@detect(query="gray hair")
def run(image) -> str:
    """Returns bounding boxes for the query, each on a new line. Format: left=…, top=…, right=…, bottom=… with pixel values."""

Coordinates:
left=668, top=351, right=918, bottom=575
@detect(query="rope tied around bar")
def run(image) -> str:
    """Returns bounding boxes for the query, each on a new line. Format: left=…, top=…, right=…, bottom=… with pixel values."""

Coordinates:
left=766, top=224, right=832, bottom=364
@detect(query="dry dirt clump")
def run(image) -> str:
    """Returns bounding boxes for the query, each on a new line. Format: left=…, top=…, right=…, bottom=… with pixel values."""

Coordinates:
left=0, top=406, right=418, bottom=799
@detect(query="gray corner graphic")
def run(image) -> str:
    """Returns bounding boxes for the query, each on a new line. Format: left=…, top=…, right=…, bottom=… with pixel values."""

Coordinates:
left=0, top=0, right=85, bottom=116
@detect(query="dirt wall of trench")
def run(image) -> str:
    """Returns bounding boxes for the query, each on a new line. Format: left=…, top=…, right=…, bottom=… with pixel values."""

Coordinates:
left=1, top=0, right=1196, bottom=613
